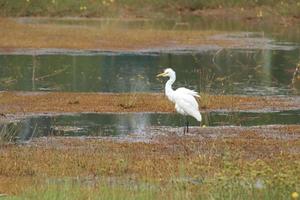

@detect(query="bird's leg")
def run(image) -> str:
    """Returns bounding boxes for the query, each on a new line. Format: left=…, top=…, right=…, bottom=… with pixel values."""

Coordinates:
left=186, top=117, right=189, bottom=133
left=183, top=117, right=186, bottom=135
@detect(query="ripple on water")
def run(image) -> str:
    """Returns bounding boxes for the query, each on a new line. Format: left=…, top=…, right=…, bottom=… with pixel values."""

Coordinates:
left=0, top=46, right=299, bottom=95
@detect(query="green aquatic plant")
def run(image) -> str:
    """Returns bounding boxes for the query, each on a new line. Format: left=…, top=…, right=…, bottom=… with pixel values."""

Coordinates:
left=0, top=123, right=21, bottom=144
left=1, top=0, right=300, bottom=18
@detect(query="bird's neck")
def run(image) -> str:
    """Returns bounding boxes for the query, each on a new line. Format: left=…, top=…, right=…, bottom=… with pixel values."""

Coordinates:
left=165, top=75, right=175, bottom=98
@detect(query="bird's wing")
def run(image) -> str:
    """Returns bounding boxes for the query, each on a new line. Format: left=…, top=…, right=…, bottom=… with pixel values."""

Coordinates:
left=176, top=87, right=200, bottom=98
left=174, top=91, right=202, bottom=122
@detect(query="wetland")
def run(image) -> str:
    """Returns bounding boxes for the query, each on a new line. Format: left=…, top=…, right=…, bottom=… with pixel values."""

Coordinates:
left=0, top=16, right=299, bottom=199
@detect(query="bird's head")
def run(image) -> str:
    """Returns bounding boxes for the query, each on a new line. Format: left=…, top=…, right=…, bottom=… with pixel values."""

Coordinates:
left=156, top=68, right=175, bottom=78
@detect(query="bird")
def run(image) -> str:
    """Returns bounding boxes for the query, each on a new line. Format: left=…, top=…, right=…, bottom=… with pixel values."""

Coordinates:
left=157, top=68, right=202, bottom=134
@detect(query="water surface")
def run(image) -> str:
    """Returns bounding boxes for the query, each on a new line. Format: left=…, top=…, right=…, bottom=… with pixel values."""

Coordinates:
left=2, top=110, right=299, bottom=141
left=1, top=48, right=299, bottom=95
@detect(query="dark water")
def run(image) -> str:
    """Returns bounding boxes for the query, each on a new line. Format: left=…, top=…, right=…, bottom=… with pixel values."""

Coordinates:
left=0, top=48, right=299, bottom=95
left=2, top=110, right=299, bottom=140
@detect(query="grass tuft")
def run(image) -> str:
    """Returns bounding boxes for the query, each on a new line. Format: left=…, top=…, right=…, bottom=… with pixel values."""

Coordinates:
left=0, top=123, right=21, bottom=144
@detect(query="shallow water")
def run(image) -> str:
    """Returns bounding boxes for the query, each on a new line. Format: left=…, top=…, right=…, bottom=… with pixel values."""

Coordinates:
left=0, top=47, right=299, bottom=95
left=2, top=110, right=299, bottom=140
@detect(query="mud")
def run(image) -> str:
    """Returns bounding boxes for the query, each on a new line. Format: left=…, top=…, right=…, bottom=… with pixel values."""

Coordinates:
left=0, top=18, right=232, bottom=53
left=0, top=92, right=299, bottom=116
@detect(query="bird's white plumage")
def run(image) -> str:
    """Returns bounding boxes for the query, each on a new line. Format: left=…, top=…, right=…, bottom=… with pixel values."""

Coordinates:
left=176, top=87, right=200, bottom=98
left=174, top=90, right=202, bottom=121
left=157, top=68, right=202, bottom=122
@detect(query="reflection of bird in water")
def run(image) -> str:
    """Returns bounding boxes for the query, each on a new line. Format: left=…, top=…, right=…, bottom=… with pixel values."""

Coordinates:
left=157, top=68, right=202, bottom=134
left=292, top=63, right=300, bottom=92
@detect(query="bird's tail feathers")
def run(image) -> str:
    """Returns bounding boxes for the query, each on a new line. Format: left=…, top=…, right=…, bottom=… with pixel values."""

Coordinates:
left=193, top=112, right=202, bottom=122
left=191, top=91, right=200, bottom=98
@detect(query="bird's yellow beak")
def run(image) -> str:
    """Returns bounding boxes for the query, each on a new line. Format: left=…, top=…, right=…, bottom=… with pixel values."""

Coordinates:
left=156, top=72, right=167, bottom=77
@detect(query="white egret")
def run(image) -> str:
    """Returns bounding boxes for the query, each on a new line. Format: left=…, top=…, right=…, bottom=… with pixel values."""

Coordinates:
left=157, top=68, right=202, bottom=134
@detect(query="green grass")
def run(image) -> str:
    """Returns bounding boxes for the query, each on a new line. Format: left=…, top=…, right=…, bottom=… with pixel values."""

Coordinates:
left=5, top=178, right=161, bottom=200
left=0, top=0, right=299, bottom=18
left=5, top=174, right=298, bottom=200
